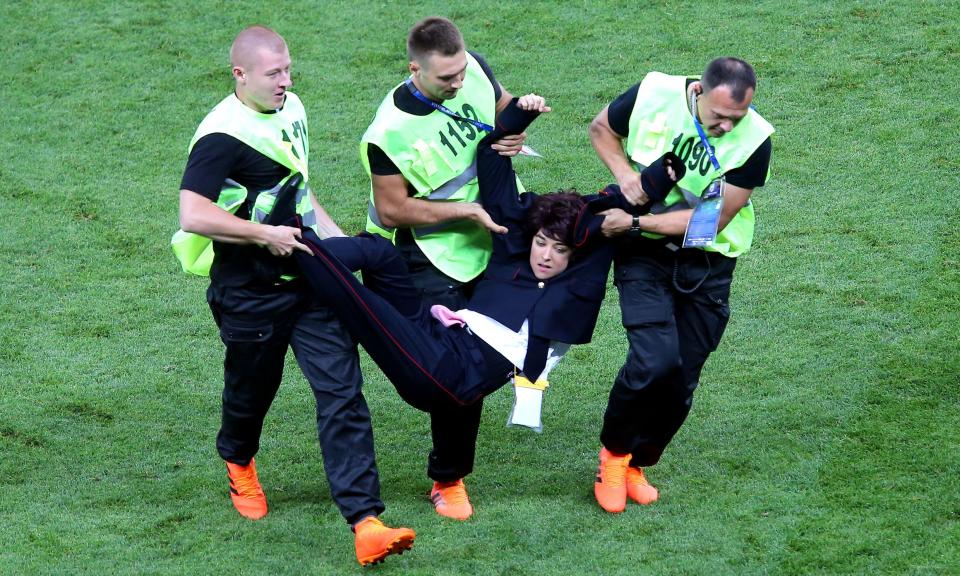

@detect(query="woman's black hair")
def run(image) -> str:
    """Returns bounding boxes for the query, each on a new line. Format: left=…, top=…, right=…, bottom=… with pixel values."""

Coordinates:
left=524, top=191, right=584, bottom=247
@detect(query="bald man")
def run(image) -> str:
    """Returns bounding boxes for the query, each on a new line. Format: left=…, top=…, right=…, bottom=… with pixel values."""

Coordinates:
left=178, top=25, right=414, bottom=566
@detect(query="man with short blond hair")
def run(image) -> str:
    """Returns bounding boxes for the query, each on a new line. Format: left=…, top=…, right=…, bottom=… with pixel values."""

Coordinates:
left=177, top=25, right=413, bottom=566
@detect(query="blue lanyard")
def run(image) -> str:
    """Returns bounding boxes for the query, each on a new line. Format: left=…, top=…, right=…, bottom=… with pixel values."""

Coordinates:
left=693, top=117, right=721, bottom=171
left=405, top=77, right=494, bottom=133
left=689, top=92, right=721, bottom=172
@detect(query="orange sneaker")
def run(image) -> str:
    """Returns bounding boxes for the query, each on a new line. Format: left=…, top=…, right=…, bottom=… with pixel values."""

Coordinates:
left=626, top=466, right=659, bottom=505
left=354, top=516, right=415, bottom=566
left=594, top=447, right=630, bottom=513
left=226, top=458, right=267, bottom=520
left=430, top=479, right=473, bottom=520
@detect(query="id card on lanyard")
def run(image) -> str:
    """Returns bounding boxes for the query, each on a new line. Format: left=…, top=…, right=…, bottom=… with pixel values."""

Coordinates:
left=683, top=92, right=724, bottom=248
left=683, top=177, right=724, bottom=248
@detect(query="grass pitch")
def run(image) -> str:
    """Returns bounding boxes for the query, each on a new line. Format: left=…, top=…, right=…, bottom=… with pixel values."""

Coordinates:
left=1, top=1, right=957, bottom=574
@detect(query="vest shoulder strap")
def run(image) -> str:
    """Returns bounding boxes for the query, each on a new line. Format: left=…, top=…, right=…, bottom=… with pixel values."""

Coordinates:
left=190, top=93, right=309, bottom=178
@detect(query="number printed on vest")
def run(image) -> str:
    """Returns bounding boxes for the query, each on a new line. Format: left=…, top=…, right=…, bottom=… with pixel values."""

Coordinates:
left=437, top=104, right=481, bottom=156
left=671, top=133, right=713, bottom=177
left=281, top=119, right=308, bottom=160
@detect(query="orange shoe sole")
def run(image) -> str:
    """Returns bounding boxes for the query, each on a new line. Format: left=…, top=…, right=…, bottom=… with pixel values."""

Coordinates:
left=229, top=493, right=268, bottom=520
left=357, top=531, right=415, bottom=566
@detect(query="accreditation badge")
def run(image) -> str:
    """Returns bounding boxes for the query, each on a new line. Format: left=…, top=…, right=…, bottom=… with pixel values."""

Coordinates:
left=682, top=177, right=725, bottom=248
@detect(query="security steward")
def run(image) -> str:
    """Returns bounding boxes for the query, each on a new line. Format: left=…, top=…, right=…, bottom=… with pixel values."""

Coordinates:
left=359, top=16, right=538, bottom=520
left=175, top=25, right=413, bottom=566
left=587, top=57, right=775, bottom=513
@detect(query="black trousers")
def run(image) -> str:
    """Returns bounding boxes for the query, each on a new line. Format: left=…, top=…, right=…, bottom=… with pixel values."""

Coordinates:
left=207, top=281, right=384, bottom=524
left=294, top=232, right=513, bottom=483
left=395, top=232, right=485, bottom=482
left=294, top=111, right=531, bottom=482
left=601, top=239, right=736, bottom=467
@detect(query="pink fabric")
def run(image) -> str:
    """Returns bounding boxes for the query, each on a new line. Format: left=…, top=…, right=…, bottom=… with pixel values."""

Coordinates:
left=430, top=304, right=466, bottom=327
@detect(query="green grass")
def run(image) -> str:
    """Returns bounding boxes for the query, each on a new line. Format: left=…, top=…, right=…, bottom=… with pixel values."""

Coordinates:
left=2, top=1, right=958, bottom=574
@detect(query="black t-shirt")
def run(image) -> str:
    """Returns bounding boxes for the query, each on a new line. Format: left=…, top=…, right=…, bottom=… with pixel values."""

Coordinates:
left=181, top=132, right=288, bottom=213
left=606, top=80, right=772, bottom=190
left=180, top=116, right=297, bottom=286
left=367, top=51, right=502, bottom=177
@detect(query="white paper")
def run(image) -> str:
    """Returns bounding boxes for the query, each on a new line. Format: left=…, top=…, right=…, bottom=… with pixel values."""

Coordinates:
left=509, top=386, right=544, bottom=428
left=519, top=144, right=543, bottom=158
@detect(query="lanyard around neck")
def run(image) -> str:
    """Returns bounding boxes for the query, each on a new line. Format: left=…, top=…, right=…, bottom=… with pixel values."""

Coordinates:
left=689, top=89, right=721, bottom=172
left=405, top=77, right=494, bottom=133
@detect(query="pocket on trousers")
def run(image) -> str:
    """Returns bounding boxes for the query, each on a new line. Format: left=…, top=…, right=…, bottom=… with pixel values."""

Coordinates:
left=219, top=317, right=274, bottom=344
left=617, top=279, right=672, bottom=328
left=705, top=290, right=730, bottom=312
left=620, top=301, right=672, bottom=328
left=701, top=291, right=731, bottom=351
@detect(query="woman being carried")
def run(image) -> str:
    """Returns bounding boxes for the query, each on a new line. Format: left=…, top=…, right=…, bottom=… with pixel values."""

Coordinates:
left=291, top=95, right=682, bottom=516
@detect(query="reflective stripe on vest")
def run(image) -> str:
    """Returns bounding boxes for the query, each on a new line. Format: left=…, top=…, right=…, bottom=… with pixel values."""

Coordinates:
left=366, top=159, right=478, bottom=233
left=426, top=160, right=478, bottom=200
left=249, top=177, right=313, bottom=226
left=625, top=72, right=774, bottom=257
left=172, top=92, right=316, bottom=276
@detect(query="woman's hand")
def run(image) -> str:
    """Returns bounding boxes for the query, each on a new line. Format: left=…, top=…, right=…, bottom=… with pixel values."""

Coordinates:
left=517, top=93, right=551, bottom=112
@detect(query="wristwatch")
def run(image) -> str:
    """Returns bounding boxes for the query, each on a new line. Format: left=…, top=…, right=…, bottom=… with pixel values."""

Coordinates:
left=627, top=215, right=642, bottom=237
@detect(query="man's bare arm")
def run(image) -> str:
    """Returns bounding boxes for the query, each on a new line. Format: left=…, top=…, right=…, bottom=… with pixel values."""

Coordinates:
left=589, top=105, right=647, bottom=205
left=179, top=189, right=309, bottom=256
left=309, top=191, right=346, bottom=239
left=371, top=173, right=506, bottom=234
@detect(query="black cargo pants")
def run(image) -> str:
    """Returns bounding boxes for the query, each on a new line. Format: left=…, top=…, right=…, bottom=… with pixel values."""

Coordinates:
left=394, top=230, right=484, bottom=483
left=207, top=280, right=384, bottom=524
left=601, top=239, right=737, bottom=467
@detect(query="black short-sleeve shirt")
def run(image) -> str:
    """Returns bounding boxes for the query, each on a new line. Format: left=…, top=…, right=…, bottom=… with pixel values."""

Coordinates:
left=181, top=132, right=288, bottom=213
left=180, top=110, right=297, bottom=286
left=606, top=80, right=772, bottom=190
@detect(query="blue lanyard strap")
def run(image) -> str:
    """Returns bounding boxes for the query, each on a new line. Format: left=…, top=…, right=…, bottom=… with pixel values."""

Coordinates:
left=405, top=77, right=494, bottom=133
left=689, top=91, right=722, bottom=172
left=692, top=116, right=721, bottom=172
